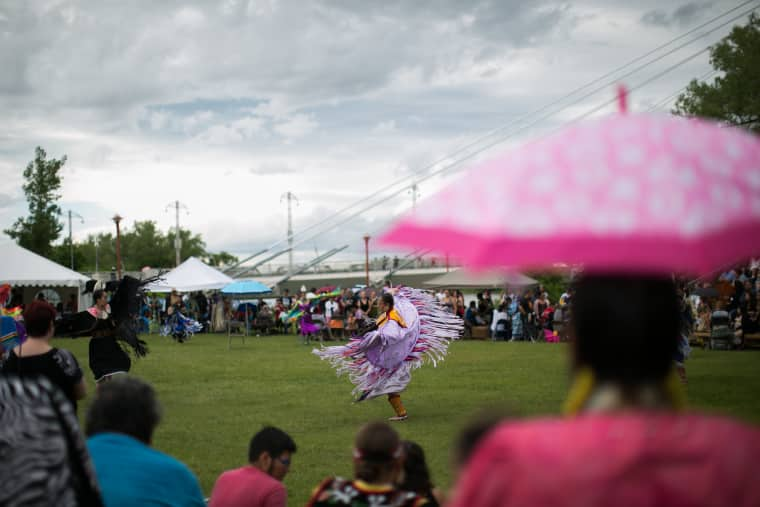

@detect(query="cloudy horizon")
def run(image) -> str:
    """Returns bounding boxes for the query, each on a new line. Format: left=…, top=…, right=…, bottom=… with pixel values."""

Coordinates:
left=0, top=0, right=751, bottom=265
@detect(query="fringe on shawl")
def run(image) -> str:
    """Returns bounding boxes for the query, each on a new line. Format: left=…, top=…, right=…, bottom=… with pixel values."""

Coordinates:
left=313, top=287, right=463, bottom=399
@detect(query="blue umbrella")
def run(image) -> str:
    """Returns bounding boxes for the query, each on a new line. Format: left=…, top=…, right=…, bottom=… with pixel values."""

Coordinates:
left=221, top=280, right=272, bottom=334
left=221, top=280, right=272, bottom=296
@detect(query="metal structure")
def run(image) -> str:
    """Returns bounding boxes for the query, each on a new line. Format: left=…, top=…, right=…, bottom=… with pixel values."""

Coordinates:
left=274, top=245, right=348, bottom=286
left=363, top=235, right=370, bottom=287
left=67, top=210, right=84, bottom=270
left=280, top=191, right=299, bottom=274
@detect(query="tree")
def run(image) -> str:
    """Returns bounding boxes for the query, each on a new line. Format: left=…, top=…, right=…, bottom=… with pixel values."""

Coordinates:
left=205, top=251, right=239, bottom=268
left=674, top=13, right=760, bottom=133
left=4, top=147, right=66, bottom=257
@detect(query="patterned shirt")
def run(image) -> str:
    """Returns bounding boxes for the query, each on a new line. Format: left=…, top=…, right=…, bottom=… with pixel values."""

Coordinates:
left=307, top=477, right=427, bottom=507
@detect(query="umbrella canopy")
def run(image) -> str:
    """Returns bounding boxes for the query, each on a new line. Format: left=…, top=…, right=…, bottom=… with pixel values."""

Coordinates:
left=423, top=269, right=538, bottom=289
left=380, top=112, right=760, bottom=276
left=221, top=280, right=272, bottom=297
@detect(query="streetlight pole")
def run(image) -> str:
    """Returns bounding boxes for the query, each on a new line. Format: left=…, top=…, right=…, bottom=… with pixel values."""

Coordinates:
left=363, top=234, right=370, bottom=287
left=113, top=214, right=123, bottom=279
left=67, top=210, right=84, bottom=270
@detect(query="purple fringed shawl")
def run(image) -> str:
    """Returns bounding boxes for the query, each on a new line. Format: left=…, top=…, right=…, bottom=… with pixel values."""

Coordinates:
left=313, top=287, right=463, bottom=400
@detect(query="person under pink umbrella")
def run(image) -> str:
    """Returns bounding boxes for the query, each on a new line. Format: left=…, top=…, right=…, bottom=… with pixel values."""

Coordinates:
left=382, top=89, right=760, bottom=506
left=448, top=275, right=760, bottom=507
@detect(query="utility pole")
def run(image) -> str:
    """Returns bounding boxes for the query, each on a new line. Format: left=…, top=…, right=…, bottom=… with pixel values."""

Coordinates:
left=67, top=210, right=84, bottom=270
left=280, top=192, right=299, bottom=274
left=409, top=182, right=420, bottom=211
left=113, top=214, right=123, bottom=278
left=165, top=200, right=189, bottom=267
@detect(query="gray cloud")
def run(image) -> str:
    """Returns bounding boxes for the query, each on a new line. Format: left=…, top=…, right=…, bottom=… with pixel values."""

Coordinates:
left=0, top=0, right=738, bottom=255
left=0, top=192, right=21, bottom=209
left=641, top=2, right=714, bottom=28
left=250, top=163, right=299, bottom=176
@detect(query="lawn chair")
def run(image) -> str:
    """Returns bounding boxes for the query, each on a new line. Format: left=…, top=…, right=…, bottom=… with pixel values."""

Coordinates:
left=227, top=319, right=246, bottom=350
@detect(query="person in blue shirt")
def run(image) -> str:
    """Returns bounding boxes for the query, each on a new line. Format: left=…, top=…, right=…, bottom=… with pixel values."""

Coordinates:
left=85, top=376, right=205, bottom=507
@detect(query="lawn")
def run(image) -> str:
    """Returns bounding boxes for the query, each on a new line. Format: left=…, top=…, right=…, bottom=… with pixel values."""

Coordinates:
left=57, top=334, right=760, bottom=505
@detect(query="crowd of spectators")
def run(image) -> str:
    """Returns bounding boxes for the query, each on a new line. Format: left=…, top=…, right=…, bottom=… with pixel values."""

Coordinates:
left=455, top=286, right=571, bottom=342
left=3, top=266, right=760, bottom=506
left=689, top=263, right=760, bottom=345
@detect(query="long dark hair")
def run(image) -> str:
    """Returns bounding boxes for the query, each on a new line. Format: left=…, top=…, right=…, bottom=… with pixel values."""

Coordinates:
left=571, top=275, right=679, bottom=387
left=399, top=440, right=433, bottom=494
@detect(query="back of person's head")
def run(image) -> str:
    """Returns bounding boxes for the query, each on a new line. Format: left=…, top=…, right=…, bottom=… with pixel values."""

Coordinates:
left=85, top=376, right=161, bottom=444
left=498, top=303, right=506, bottom=312
left=452, top=408, right=511, bottom=471
left=248, top=426, right=297, bottom=463
left=399, top=440, right=433, bottom=495
left=381, top=293, right=394, bottom=309
left=23, top=300, right=56, bottom=337
left=571, top=275, right=678, bottom=386
left=353, top=421, right=402, bottom=483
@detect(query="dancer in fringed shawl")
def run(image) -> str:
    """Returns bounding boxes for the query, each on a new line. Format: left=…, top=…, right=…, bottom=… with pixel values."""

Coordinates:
left=314, top=287, right=463, bottom=421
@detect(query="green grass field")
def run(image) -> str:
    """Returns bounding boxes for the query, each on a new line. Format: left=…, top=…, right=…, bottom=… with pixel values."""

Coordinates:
left=57, top=334, right=760, bottom=505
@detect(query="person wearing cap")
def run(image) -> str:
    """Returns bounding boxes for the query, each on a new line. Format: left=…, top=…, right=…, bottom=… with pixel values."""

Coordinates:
left=307, top=421, right=427, bottom=507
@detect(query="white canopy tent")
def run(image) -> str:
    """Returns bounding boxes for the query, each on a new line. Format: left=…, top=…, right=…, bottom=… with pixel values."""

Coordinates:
left=0, top=242, right=89, bottom=306
left=145, top=257, right=233, bottom=293
left=423, top=268, right=539, bottom=289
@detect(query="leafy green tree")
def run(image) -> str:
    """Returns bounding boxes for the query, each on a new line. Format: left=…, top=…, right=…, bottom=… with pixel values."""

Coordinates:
left=205, top=251, right=239, bottom=267
left=4, top=147, right=66, bottom=257
left=121, top=220, right=171, bottom=270
left=166, top=228, right=206, bottom=267
left=674, top=13, right=760, bottom=132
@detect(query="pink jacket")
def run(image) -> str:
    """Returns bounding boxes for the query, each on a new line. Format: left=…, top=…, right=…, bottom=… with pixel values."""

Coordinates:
left=450, top=413, right=760, bottom=507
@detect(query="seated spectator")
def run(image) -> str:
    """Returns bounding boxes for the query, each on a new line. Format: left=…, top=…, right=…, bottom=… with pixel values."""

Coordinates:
left=85, top=377, right=205, bottom=507
left=464, top=301, right=481, bottom=327
left=1, top=300, right=86, bottom=409
left=449, top=276, right=760, bottom=507
left=0, top=375, right=104, bottom=506
left=398, top=440, right=441, bottom=507
left=209, top=426, right=296, bottom=507
left=307, top=421, right=426, bottom=506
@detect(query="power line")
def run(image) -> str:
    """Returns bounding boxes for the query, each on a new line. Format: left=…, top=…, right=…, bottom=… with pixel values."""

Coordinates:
left=235, top=2, right=757, bottom=265
left=645, top=69, right=718, bottom=113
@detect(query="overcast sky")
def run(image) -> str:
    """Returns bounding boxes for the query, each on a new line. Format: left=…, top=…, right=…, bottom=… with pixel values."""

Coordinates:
left=0, top=0, right=750, bottom=264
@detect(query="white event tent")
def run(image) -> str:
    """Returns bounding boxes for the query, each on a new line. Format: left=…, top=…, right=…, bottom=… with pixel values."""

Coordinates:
left=145, top=256, right=233, bottom=293
left=0, top=242, right=89, bottom=305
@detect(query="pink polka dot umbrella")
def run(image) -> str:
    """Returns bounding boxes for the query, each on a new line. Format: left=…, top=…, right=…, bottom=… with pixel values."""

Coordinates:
left=380, top=93, right=760, bottom=276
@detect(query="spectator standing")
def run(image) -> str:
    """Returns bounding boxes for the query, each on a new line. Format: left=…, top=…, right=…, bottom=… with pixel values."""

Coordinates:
left=325, top=297, right=339, bottom=321
left=491, top=304, right=510, bottom=340
left=209, top=426, right=296, bottom=507
left=508, top=297, right=523, bottom=340
left=85, top=377, right=205, bottom=507
left=450, top=276, right=760, bottom=507
left=1, top=300, right=86, bottom=409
